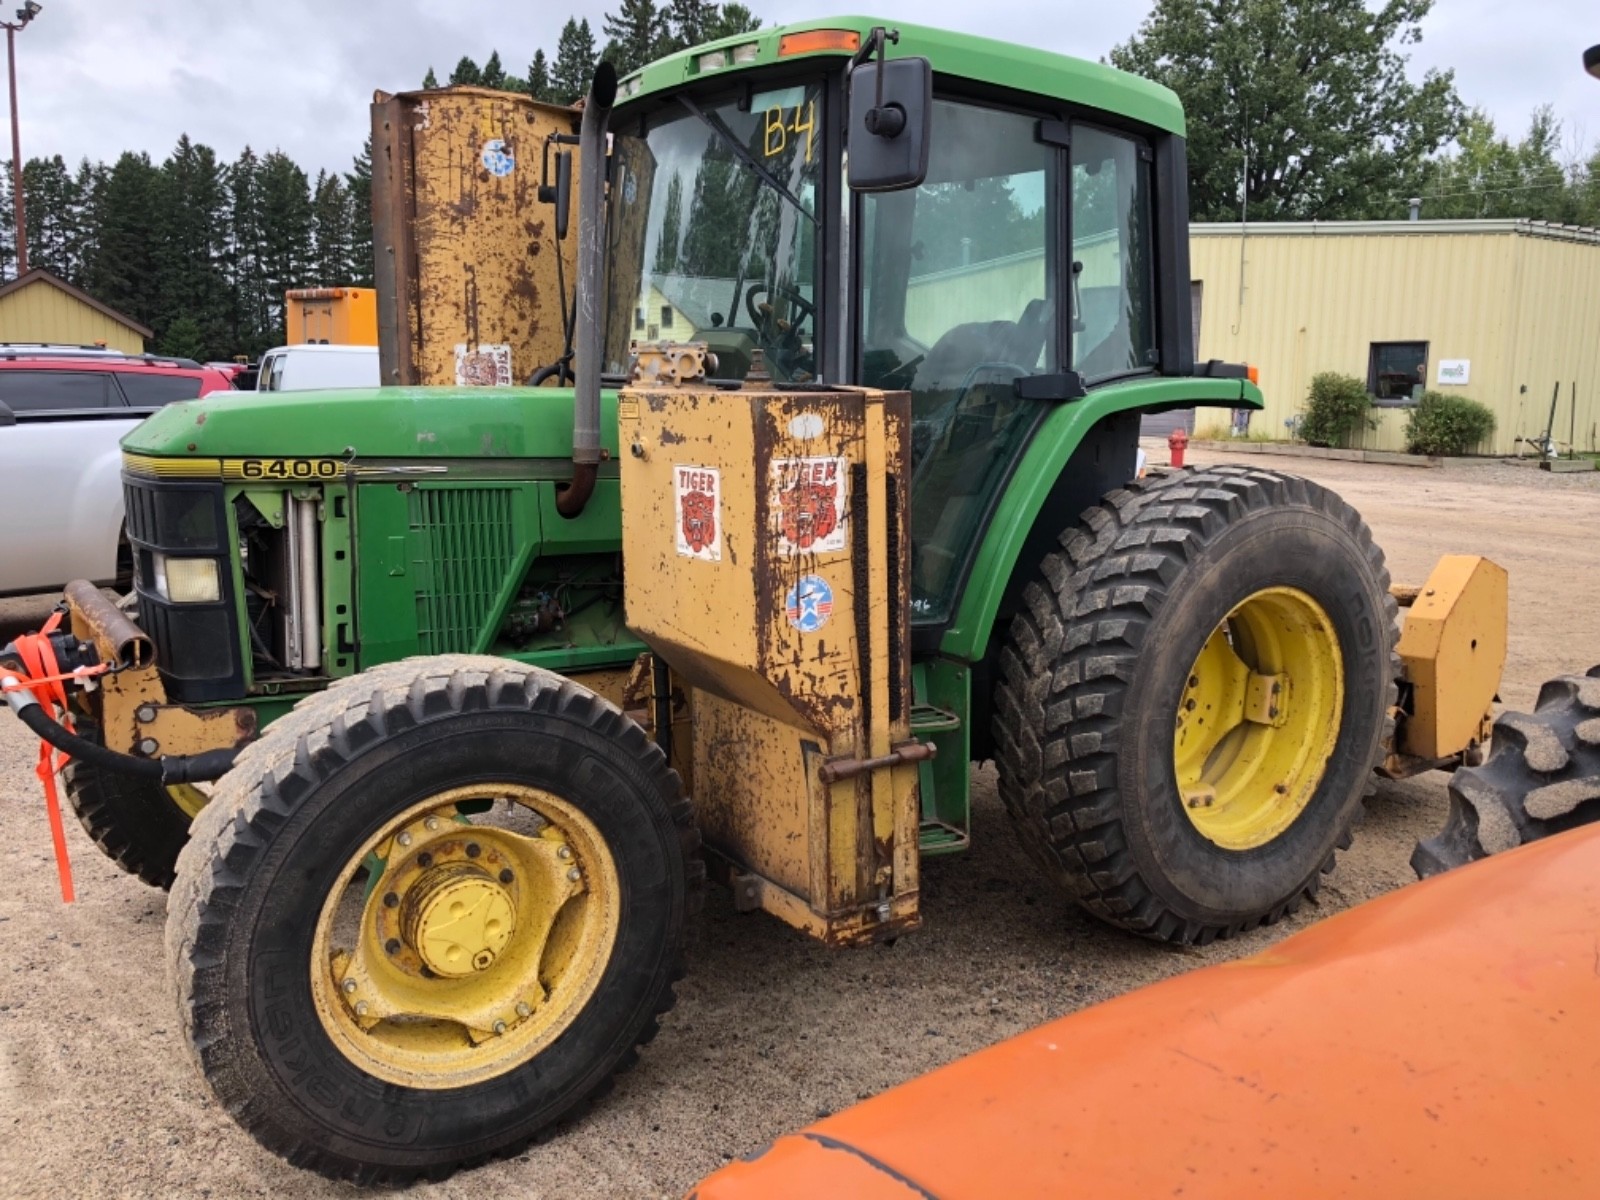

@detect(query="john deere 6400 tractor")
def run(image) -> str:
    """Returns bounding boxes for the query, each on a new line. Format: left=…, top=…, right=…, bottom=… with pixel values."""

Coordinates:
left=1, top=18, right=1515, bottom=1183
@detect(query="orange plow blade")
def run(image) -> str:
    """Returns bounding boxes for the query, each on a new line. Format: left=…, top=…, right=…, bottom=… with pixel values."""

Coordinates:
left=691, top=825, right=1600, bottom=1199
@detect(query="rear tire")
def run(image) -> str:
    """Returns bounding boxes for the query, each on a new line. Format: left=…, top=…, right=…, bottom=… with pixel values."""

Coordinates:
left=167, top=656, right=701, bottom=1185
left=993, top=467, right=1397, bottom=943
left=1412, top=666, right=1600, bottom=877
left=63, top=725, right=192, bottom=889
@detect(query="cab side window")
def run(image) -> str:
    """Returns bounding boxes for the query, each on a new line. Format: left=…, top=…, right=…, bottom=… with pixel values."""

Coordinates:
left=1071, top=125, right=1156, bottom=380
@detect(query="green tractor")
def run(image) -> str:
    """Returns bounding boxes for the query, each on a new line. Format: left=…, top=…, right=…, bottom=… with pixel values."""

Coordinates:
left=4, top=17, right=1482, bottom=1183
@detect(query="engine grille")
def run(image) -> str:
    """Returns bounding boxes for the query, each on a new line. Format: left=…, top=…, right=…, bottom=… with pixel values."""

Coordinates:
left=408, top=485, right=519, bottom=655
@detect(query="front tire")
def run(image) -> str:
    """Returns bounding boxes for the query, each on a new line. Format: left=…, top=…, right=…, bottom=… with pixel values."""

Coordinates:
left=994, top=467, right=1397, bottom=943
left=63, top=725, right=198, bottom=889
left=167, top=656, right=701, bottom=1184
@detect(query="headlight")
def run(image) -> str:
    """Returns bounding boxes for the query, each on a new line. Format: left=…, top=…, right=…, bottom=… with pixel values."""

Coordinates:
left=153, top=554, right=221, bottom=603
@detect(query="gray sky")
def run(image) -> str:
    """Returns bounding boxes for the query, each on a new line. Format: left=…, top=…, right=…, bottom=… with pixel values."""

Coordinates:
left=11, top=0, right=1600, bottom=180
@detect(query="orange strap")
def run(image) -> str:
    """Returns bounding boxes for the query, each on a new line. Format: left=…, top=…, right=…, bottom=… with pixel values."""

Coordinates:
left=3, top=611, right=108, bottom=904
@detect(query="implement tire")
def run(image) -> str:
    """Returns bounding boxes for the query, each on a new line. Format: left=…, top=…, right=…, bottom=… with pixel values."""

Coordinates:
left=63, top=725, right=193, bottom=889
left=167, top=656, right=701, bottom=1185
left=994, top=466, right=1397, bottom=944
left=1413, top=666, right=1600, bottom=877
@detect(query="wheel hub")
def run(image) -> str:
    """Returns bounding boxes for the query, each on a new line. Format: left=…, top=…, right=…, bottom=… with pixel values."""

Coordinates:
left=400, top=863, right=516, bottom=978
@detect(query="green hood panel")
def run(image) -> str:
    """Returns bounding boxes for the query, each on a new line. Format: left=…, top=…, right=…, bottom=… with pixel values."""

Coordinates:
left=123, top=387, right=620, bottom=462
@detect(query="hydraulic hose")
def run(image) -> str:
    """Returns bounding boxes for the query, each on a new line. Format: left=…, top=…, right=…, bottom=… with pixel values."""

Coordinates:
left=3, top=684, right=238, bottom=784
left=557, top=60, right=618, bottom=519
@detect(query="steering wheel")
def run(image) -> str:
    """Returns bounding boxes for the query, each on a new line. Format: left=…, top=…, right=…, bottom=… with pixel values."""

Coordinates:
left=744, top=283, right=817, bottom=378
left=745, top=283, right=816, bottom=337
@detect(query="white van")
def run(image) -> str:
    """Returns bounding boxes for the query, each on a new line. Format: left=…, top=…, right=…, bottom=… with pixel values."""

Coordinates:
left=256, top=344, right=379, bottom=391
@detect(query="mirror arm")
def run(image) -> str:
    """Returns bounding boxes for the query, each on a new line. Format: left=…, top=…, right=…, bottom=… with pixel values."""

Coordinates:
left=848, top=27, right=906, bottom=140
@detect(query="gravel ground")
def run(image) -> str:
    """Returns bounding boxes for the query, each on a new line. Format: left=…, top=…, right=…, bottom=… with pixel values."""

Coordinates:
left=2, top=448, right=1597, bottom=1200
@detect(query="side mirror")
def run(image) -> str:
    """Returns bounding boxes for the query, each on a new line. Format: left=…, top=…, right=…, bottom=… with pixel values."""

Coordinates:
left=0, top=399, right=14, bottom=427
left=847, top=56, right=931, bottom=193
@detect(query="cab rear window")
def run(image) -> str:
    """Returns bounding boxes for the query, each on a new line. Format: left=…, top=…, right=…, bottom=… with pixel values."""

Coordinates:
left=0, top=370, right=115, bottom=411
left=116, top=371, right=206, bottom=406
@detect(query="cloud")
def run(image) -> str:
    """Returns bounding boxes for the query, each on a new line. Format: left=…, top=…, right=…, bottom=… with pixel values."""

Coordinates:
left=7, top=0, right=1596, bottom=179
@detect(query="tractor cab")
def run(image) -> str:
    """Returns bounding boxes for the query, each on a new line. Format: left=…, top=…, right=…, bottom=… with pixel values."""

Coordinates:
left=600, top=20, right=1199, bottom=633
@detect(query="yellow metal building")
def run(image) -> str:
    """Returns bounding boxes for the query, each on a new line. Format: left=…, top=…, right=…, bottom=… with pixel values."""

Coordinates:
left=0, top=268, right=152, bottom=353
left=1190, top=220, right=1600, bottom=455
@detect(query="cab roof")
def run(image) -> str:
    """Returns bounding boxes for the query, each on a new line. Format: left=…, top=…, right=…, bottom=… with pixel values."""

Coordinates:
left=620, top=15, right=1185, bottom=137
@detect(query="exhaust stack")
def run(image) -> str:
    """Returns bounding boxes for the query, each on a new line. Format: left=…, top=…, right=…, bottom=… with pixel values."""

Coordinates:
left=557, top=61, right=619, bottom=518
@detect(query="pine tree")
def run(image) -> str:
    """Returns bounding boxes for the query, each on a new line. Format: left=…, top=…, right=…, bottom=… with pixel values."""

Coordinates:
left=706, top=2, right=761, bottom=42
left=551, top=18, right=598, bottom=104
left=526, top=50, right=552, bottom=102
left=21, top=155, right=77, bottom=278
left=480, top=50, right=508, bottom=90
left=603, top=0, right=665, bottom=74
left=449, top=55, right=483, bottom=86
left=422, top=66, right=439, bottom=89
left=664, top=0, right=715, bottom=51
left=157, top=135, right=230, bottom=357
left=346, top=137, right=374, bottom=287
left=256, top=151, right=314, bottom=344
left=225, top=147, right=272, bottom=355
left=0, top=161, right=13, bottom=280
left=310, top=169, right=353, bottom=285
left=84, top=151, right=163, bottom=334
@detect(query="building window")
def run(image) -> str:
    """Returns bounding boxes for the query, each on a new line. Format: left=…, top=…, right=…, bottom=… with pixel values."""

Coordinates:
left=635, top=307, right=646, bottom=331
left=660, top=305, right=673, bottom=329
left=1369, top=341, right=1428, bottom=405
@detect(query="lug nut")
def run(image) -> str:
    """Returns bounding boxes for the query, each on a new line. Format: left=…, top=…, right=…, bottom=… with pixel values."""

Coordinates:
left=516, top=1002, right=532, bottom=1018
left=499, top=868, right=514, bottom=885
left=397, top=832, right=412, bottom=848
left=425, top=817, right=439, bottom=831
left=567, top=867, right=581, bottom=882
left=385, top=938, right=401, bottom=955
left=135, top=704, right=157, bottom=723
left=493, top=1021, right=507, bottom=1036
left=383, top=892, right=399, bottom=908
left=417, top=851, right=434, bottom=869
left=557, top=845, right=572, bottom=860
left=138, top=738, right=159, bottom=756
left=355, top=1002, right=369, bottom=1017
left=466, top=842, right=481, bottom=858
left=342, top=978, right=357, bottom=994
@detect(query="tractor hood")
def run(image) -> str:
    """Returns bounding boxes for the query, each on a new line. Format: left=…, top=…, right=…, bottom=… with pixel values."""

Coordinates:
left=122, top=386, right=621, bottom=463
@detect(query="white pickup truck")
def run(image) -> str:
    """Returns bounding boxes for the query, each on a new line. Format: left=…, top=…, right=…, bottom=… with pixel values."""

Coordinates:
left=0, top=348, right=235, bottom=596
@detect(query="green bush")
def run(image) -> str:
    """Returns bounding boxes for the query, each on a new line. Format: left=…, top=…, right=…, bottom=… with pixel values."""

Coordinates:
left=1404, top=391, right=1497, bottom=456
left=1298, top=372, right=1375, bottom=447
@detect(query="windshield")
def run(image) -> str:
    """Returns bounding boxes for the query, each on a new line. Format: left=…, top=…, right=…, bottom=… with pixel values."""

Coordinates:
left=604, top=80, right=823, bottom=383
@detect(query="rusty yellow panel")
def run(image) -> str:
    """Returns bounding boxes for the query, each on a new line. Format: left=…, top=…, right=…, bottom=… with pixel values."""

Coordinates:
left=1395, top=555, right=1508, bottom=759
left=621, top=382, right=921, bottom=945
left=371, top=86, right=580, bottom=386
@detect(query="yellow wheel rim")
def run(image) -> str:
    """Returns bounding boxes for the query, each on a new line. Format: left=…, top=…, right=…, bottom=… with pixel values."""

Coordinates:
left=1173, top=587, right=1344, bottom=851
left=309, top=784, right=620, bottom=1089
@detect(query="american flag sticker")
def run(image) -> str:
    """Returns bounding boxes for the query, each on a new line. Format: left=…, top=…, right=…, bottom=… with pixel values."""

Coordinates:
left=784, top=574, right=834, bottom=633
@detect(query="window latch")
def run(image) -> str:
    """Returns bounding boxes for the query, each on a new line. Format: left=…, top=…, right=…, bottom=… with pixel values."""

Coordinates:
left=1013, top=372, right=1088, bottom=403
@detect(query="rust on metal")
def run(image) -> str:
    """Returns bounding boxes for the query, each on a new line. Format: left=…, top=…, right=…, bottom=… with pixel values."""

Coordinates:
left=619, top=380, right=919, bottom=945
left=817, top=740, right=936, bottom=784
left=370, top=86, right=579, bottom=387
left=64, top=580, right=152, bottom=670
left=631, top=340, right=710, bottom=386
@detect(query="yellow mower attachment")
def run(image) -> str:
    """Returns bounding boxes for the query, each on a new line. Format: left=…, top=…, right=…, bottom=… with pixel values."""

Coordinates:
left=1385, top=555, right=1508, bottom=778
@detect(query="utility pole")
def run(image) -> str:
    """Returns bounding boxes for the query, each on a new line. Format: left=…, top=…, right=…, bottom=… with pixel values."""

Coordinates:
left=3, top=2, right=42, bottom=279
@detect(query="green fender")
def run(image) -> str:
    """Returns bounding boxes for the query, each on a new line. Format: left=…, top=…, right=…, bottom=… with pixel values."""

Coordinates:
left=938, top=376, right=1263, bottom=664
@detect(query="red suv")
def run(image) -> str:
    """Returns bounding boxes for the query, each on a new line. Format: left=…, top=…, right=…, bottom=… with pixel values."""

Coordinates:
left=0, top=346, right=236, bottom=595
left=0, top=345, right=236, bottom=416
